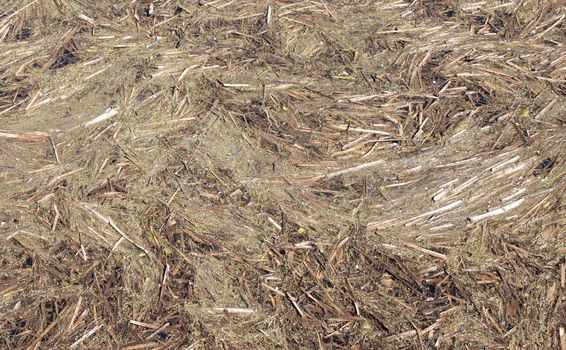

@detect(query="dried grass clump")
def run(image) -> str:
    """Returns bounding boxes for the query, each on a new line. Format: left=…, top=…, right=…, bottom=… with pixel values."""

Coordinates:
left=1, top=0, right=565, bottom=349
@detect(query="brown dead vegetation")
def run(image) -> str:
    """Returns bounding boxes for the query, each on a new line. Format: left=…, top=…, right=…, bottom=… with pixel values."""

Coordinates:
left=0, top=0, right=565, bottom=349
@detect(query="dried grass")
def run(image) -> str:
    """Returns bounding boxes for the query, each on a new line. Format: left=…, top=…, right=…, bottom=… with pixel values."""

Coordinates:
left=1, top=0, right=565, bottom=349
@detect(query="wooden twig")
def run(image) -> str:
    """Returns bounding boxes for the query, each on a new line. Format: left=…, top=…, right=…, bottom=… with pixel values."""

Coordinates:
left=468, top=198, right=525, bottom=222
left=0, top=131, right=49, bottom=141
left=70, top=324, right=102, bottom=349
left=315, top=160, right=384, bottom=181
left=83, top=204, right=151, bottom=257
left=84, top=108, right=119, bottom=126
left=286, top=293, right=305, bottom=317
left=403, top=242, right=447, bottom=260
left=209, top=308, right=255, bottom=315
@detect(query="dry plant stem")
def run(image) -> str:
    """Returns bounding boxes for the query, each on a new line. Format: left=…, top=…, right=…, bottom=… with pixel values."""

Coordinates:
left=468, top=198, right=525, bottom=222
left=83, top=204, right=151, bottom=257
left=0, top=0, right=563, bottom=349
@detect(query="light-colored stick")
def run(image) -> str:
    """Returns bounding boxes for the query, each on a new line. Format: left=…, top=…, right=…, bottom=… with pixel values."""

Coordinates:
left=70, top=324, right=102, bottom=349
left=490, top=156, right=520, bottom=172
left=146, top=322, right=170, bottom=340
left=268, top=217, right=282, bottom=231
left=84, top=108, right=119, bottom=126
left=501, top=188, right=526, bottom=202
left=209, top=307, right=255, bottom=314
left=84, top=204, right=150, bottom=256
left=129, top=320, right=161, bottom=329
left=468, top=198, right=525, bottom=222
left=321, top=160, right=384, bottom=180
left=403, top=242, right=447, bottom=260
left=405, top=200, right=464, bottom=225
left=286, top=293, right=305, bottom=317
left=0, top=131, right=49, bottom=141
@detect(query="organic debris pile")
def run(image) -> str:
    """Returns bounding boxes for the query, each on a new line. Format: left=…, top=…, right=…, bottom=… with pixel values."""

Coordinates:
left=0, top=0, right=565, bottom=349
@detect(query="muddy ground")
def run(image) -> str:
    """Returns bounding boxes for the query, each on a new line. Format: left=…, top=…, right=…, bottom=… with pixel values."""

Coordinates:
left=0, top=1, right=565, bottom=349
